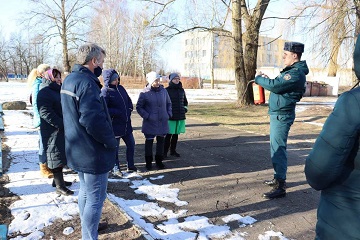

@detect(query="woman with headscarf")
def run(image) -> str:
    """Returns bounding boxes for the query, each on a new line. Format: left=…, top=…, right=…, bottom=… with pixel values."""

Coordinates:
left=37, top=68, right=73, bottom=195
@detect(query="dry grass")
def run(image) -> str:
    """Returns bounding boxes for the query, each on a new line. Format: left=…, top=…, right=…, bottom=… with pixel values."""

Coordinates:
left=186, top=102, right=334, bottom=137
left=187, top=103, right=270, bottom=134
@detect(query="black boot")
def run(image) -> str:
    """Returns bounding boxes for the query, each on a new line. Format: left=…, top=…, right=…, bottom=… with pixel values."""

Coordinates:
left=164, top=134, right=171, bottom=158
left=263, top=180, right=286, bottom=199
left=263, top=178, right=279, bottom=187
left=52, top=179, right=72, bottom=187
left=53, top=168, right=74, bottom=196
left=145, top=156, right=153, bottom=170
left=170, top=134, right=180, bottom=157
left=155, top=155, right=165, bottom=169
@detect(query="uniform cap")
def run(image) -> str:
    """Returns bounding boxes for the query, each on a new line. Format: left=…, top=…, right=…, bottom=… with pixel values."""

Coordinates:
left=284, top=42, right=304, bottom=53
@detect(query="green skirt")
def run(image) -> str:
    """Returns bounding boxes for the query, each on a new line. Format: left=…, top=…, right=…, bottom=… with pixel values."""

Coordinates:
left=168, top=120, right=186, bottom=134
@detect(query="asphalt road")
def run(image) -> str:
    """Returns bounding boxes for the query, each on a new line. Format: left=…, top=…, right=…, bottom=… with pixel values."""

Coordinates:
left=110, top=112, right=320, bottom=240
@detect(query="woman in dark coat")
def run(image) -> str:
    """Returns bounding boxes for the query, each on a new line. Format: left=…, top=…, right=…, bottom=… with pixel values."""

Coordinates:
left=37, top=68, right=73, bottom=195
left=164, top=73, right=188, bottom=158
left=305, top=36, right=360, bottom=239
left=136, top=71, right=172, bottom=170
left=101, top=68, right=139, bottom=176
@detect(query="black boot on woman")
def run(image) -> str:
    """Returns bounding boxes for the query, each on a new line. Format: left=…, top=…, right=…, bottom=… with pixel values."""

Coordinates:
left=52, top=167, right=74, bottom=196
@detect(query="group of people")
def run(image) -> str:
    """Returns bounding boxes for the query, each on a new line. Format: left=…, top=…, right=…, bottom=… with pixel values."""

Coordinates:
left=24, top=39, right=360, bottom=239
left=27, top=43, right=188, bottom=240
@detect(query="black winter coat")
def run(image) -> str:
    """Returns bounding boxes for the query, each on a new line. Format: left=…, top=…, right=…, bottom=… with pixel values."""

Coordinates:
left=37, top=80, right=66, bottom=169
left=166, top=81, right=188, bottom=120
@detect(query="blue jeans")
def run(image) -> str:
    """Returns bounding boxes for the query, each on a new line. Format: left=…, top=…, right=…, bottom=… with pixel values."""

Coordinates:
left=78, top=172, right=108, bottom=240
left=269, top=114, right=295, bottom=180
left=38, top=130, right=46, bottom=164
left=115, top=133, right=136, bottom=169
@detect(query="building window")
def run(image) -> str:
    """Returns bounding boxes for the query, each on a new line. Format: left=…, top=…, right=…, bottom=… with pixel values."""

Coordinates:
left=185, top=39, right=189, bottom=45
left=202, top=50, right=206, bottom=57
left=267, top=54, right=271, bottom=64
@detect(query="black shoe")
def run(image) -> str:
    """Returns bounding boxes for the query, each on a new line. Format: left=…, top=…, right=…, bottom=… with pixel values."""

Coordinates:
left=263, top=178, right=279, bottom=187
left=56, top=186, right=74, bottom=196
left=263, top=188, right=286, bottom=199
left=263, top=180, right=286, bottom=199
left=98, top=222, right=108, bottom=232
left=170, top=151, right=180, bottom=157
left=52, top=180, right=72, bottom=187
left=155, top=155, right=165, bottom=169
left=145, top=156, right=153, bottom=171
left=127, top=166, right=141, bottom=173
left=156, top=162, right=165, bottom=169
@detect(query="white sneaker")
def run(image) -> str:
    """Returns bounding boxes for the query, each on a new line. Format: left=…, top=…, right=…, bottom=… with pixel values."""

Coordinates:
left=113, top=167, right=123, bottom=177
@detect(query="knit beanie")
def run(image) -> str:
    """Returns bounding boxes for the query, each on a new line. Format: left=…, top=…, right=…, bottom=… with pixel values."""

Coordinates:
left=146, top=71, right=160, bottom=85
left=169, top=73, right=180, bottom=81
left=110, top=72, right=120, bottom=83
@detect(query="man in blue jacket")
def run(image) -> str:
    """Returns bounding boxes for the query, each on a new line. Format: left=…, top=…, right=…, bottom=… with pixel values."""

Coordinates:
left=255, top=41, right=309, bottom=199
left=61, top=43, right=117, bottom=240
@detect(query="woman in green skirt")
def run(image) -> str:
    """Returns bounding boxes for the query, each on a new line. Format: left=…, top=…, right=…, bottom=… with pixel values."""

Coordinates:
left=164, top=73, right=188, bottom=158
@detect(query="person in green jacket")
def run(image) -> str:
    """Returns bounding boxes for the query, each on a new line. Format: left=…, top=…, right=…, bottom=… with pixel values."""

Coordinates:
left=255, top=41, right=309, bottom=199
left=305, top=36, right=360, bottom=240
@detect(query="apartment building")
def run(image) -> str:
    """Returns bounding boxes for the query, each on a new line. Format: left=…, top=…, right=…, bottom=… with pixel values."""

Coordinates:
left=181, top=30, right=285, bottom=80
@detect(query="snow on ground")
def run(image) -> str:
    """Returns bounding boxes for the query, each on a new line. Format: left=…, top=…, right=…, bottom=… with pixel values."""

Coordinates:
left=1, top=81, right=328, bottom=239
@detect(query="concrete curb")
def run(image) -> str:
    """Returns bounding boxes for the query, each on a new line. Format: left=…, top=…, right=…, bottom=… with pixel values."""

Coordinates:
left=107, top=194, right=154, bottom=240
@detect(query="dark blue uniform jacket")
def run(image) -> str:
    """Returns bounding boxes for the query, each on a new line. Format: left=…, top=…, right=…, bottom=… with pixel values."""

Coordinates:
left=60, top=64, right=117, bottom=174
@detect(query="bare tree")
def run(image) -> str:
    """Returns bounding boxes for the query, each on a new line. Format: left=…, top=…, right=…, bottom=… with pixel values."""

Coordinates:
left=232, top=0, right=247, bottom=105
left=26, top=0, right=98, bottom=73
left=89, top=0, right=163, bottom=78
left=144, top=0, right=271, bottom=105
left=293, top=0, right=355, bottom=76
left=0, top=30, right=10, bottom=81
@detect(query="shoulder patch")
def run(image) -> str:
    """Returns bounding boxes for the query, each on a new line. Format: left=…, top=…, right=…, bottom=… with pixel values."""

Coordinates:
left=283, top=74, right=291, bottom=80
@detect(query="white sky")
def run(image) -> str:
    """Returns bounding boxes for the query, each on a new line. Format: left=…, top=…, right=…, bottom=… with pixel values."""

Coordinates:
left=0, top=0, right=313, bottom=71
left=0, top=81, right=291, bottom=240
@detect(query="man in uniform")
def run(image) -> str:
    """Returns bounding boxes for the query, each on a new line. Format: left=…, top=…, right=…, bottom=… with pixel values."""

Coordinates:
left=255, top=41, right=309, bottom=199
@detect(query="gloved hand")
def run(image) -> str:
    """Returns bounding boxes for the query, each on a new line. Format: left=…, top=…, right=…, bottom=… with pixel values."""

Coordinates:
left=184, top=106, right=188, bottom=113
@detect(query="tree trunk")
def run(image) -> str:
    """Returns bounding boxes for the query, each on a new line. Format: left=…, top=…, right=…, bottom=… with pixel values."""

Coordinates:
left=328, top=5, right=346, bottom=77
left=327, top=41, right=340, bottom=77
left=232, top=0, right=248, bottom=106
left=210, top=32, right=215, bottom=89
left=61, top=0, right=71, bottom=73
left=354, top=0, right=360, bottom=84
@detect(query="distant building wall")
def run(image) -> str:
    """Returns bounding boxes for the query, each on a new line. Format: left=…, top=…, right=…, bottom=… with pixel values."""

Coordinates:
left=181, top=31, right=354, bottom=87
